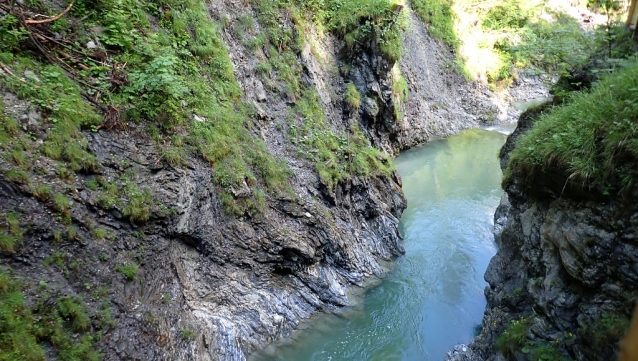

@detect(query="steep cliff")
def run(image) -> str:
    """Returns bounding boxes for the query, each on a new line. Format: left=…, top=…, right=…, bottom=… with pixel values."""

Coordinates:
left=0, top=1, right=498, bottom=360
left=447, top=63, right=638, bottom=361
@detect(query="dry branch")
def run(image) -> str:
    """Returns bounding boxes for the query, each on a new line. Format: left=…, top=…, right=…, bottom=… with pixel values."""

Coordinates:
left=0, top=62, right=26, bottom=83
left=24, top=2, right=73, bottom=24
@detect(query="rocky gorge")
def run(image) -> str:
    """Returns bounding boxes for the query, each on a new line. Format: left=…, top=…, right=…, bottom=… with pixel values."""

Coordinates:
left=0, top=1, right=504, bottom=360
left=2, top=0, right=635, bottom=360
left=446, top=97, right=638, bottom=360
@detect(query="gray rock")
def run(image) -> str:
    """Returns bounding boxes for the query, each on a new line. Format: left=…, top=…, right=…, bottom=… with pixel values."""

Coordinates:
left=24, top=70, right=40, bottom=83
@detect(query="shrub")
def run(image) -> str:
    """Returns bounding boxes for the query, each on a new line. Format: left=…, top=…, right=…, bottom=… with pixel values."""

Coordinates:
left=496, top=316, right=530, bottom=355
left=115, top=263, right=138, bottom=281
left=57, top=296, right=91, bottom=332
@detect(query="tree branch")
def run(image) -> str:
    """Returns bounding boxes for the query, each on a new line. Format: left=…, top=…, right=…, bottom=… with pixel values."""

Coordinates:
left=24, top=2, right=73, bottom=24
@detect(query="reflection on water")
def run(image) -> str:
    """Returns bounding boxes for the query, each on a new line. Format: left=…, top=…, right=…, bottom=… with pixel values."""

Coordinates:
left=250, top=129, right=508, bottom=361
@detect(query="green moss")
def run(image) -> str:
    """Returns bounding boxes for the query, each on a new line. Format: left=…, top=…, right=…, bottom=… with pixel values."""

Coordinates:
left=506, top=61, right=638, bottom=193
left=344, top=83, right=361, bottom=111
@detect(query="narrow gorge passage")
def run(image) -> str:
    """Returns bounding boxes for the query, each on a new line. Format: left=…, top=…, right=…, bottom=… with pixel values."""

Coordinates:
left=250, top=128, right=511, bottom=361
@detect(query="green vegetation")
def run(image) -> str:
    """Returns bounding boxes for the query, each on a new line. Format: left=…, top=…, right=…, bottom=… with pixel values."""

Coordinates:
left=506, top=61, right=638, bottom=194
left=411, top=0, right=633, bottom=87
left=30, top=185, right=51, bottom=201
left=0, top=234, right=16, bottom=253
left=91, top=227, right=110, bottom=241
left=0, top=0, right=410, bottom=216
left=0, top=55, right=101, bottom=171
left=121, top=183, right=153, bottom=223
left=115, top=263, right=138, bottom=281
left=181, top=328, right=196, bottom=340
left=0, top=0, right=293, bottom=217
left=496, top=316, right=530, bottom=356
left=288, top=91, right=393, bottom=190
left=344, top=83, right=361, bottom=111
left=526, top=343, right=571, bottom=361
left=53, top=193, right=72, bottom=215
left=411, top=0, right=459, bottom=48
left=66, top=226, right=78, bottom=242
left=0, top=269, right=101, bottom=361
left=5, top=169, right=28, bottom=184
left=579, top=312, right=630, bottom=348
left=495, top=316, right=572, bottom=360
left=0, top=213, right=23, bottom=253
left=250, top=0, right=399, bottom=191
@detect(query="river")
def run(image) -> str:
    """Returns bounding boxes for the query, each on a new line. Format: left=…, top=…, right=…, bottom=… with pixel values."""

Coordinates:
left=251, top=128, right=510, bottom=361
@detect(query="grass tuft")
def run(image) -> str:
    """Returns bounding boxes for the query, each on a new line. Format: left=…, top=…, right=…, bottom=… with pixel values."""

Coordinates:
left=31, top=184, right=51, bottom=201
left=115, top=263, right=138, bottom=281
left=344, top=83, right=361, bottom=111
left=0, top=269, right=101, bottom=360
left=506, top=61, right=638, bottom=194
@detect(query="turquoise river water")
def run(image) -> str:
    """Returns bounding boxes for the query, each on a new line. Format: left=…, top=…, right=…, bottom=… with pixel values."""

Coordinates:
left=251, top=128, right=510, bottom=361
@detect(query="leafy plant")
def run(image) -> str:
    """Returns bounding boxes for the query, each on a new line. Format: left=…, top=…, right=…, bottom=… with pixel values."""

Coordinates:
left=0, top=15, right=30, bottom=52
left=122, top=186, right=153, bottom=222
left=496, top=316, right=531, bottom=356
left=0, top=269, right=101, bottom=361
left=115, top=263, right=138, bottom=281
